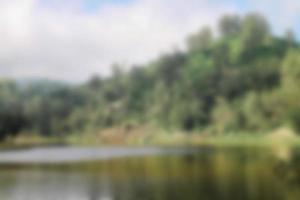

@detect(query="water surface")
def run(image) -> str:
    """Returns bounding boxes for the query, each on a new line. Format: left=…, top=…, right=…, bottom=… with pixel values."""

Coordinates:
left=0, top=146, right=299, bottom=200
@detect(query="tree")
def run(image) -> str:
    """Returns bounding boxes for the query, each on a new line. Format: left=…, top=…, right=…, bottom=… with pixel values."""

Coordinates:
left=240, top=13, right=270, bottom=50
left=285, top=29, right=295, bottom=48
left=0, top=101, right=26, bottom=141
left=219, top=14, right=241, bottom=38
left=212, top=98, right=238, bottom=134
left=281, top=50, right=300, bottom=133
left=282, top=50, right=300, bottom=87
left=154, top=52, right=186, bottom=86
left=87, top=75, right=103, bottom=90
left=187, top=26, right=213, bottom=52
left=289, top=108, right=300, bottom=133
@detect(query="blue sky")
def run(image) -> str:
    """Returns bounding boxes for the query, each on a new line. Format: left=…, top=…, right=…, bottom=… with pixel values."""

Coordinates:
left=83, top=0, right=135, bottom=12
left=0, top=0, right=300, bottom=82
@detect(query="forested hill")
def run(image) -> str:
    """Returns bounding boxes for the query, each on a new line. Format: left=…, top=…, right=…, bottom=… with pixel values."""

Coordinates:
left=1, top=13, right=300, bottom=141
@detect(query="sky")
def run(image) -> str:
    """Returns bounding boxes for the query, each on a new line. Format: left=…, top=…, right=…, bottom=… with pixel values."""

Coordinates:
left=0, top=0, right=299, bottom=82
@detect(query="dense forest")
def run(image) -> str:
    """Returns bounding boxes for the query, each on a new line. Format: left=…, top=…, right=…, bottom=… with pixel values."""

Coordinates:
left=0, top=13, right=300, bottom=142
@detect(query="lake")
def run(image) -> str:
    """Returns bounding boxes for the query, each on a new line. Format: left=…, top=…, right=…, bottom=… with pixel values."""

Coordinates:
left=0, top=146, right=299, bottom=200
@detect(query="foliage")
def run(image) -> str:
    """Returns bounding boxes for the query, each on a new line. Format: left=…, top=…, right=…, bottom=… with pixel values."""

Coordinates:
left=187, top=26, right=213, bottom=52
left=218, top=14, right=241, bottom=38
left=288, top=108, right=300, bottom=133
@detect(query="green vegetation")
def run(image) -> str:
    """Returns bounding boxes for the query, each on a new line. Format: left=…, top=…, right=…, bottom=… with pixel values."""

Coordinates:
left=0, top=13, right=299, bottom=145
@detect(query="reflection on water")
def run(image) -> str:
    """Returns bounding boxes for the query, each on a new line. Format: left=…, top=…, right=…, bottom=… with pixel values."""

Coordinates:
left=1, top=146, right=300, bottom=200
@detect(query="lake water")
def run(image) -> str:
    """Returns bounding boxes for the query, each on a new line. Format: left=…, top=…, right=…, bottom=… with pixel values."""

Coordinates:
left=0, top=146, right=299, bottom=200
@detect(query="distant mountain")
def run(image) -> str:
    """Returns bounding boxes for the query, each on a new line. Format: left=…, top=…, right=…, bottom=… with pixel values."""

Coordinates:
left=15, top=78, right=70, bottom=96
left=16, top=78, right=67, bottom=88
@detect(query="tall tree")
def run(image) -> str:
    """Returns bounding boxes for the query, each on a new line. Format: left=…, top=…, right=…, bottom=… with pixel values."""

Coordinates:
left=240, top=13, right=270, bottom=49
left=219, top=14, right=241, bottom=38
left=187, top=26, right=213, bottom=52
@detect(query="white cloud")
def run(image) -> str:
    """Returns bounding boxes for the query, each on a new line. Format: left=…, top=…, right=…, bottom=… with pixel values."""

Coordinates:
left=0, top=0, right=299, bottom=82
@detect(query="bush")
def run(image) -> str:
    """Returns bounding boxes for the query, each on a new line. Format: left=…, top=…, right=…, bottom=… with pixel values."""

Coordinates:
left=288, top=108, right=300, bottom=133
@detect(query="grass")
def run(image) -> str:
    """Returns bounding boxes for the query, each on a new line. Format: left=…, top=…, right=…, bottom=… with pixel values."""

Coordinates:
left=2, top=126, right=300, bottom=148
left=63, top=126, right=300, bottom=148
left=0, top=133, right=64, bottom=150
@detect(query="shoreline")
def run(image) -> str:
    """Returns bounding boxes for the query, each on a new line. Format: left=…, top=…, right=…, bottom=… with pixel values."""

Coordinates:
left=1, top=127, right=299, bottom=149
